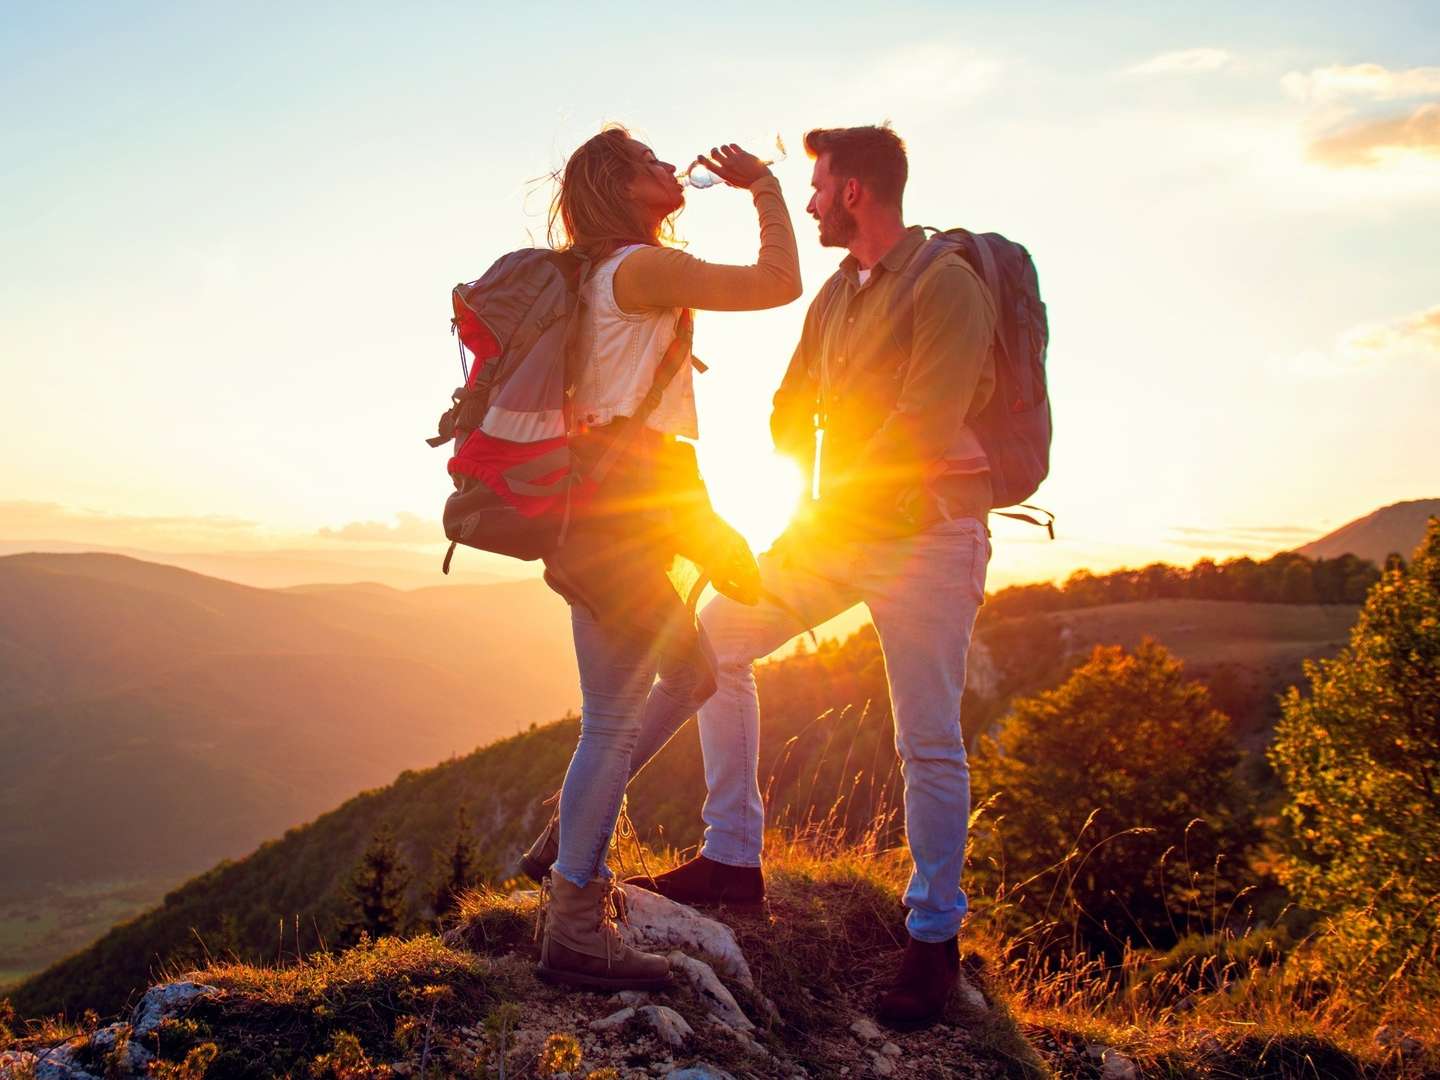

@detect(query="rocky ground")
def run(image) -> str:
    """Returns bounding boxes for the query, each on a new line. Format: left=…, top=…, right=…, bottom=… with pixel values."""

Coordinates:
left=0, top=865, right=1041, bottom=1080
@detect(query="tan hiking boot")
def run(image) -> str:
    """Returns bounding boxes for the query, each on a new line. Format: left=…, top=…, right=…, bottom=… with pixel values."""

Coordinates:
left=536, top=875, right=671, bottom=992
left=518, top=790, right=561, bottom=883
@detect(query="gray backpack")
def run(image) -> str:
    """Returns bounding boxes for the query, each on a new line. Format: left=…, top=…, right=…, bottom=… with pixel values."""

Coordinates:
left=895, top=228, right=1053, bottom=531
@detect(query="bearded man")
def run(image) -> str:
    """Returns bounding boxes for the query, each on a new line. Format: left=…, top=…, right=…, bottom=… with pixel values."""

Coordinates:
left=628, top=124, right=999, bottom=1030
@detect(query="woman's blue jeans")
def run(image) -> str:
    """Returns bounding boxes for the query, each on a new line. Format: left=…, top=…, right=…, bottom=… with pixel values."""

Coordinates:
left=552, top=603, right=710, bottom=887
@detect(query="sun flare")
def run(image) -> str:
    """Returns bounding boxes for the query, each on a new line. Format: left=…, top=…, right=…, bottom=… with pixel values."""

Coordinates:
left=700, top=447, right=805, bottom=555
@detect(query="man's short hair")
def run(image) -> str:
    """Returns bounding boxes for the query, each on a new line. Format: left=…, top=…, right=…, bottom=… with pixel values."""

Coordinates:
left=803, top=124, right=908, bottom=210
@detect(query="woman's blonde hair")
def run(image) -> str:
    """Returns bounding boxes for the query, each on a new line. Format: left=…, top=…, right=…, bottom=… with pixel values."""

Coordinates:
left=548, top=125, right=680, bottom=259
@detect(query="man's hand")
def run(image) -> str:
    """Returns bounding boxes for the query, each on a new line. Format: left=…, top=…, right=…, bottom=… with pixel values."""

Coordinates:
left=693, top=144, right=772, bottom=190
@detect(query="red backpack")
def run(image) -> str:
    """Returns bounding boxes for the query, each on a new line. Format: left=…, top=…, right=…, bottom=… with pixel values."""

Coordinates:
left=429, top=249, right=694, bottom=572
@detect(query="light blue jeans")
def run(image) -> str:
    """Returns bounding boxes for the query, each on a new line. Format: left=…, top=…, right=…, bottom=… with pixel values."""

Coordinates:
left=695, top=516, right=990, bottom=942
left=551, top=604, right=709, bottom=887
left=554, top=516, right=990, bottom=943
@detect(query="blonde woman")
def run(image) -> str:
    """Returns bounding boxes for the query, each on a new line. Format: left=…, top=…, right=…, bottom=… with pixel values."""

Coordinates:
left=531, top=127, right=801, bottom=991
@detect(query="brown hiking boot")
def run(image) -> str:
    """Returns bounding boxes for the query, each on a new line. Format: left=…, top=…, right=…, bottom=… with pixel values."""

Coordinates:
left=624, top=855, right=764, bottom=911
left=536, top=875, right=671, bottom=992
left=875, top=934, right=959, bottom=1031
left=518, top=790, right=561, bottom=883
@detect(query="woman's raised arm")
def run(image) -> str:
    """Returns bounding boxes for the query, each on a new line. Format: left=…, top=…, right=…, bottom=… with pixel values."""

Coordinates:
left=614, top=172, right=802, bottom=313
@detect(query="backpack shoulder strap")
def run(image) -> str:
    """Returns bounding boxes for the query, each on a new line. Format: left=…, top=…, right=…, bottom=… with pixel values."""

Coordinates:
left=889, top=228, right=973, bottom=354
left=585, top=307, right=695, bottom=486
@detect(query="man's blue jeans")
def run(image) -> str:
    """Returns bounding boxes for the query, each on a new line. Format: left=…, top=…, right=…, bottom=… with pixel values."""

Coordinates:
left=695, top=516, right=990, bottom=942
left=554, top=515, right=990, bottom=944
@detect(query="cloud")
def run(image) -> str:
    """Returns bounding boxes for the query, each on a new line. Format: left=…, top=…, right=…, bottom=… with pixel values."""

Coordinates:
left=317, top=512, right=441, bottom=544
left=1125, top=48, right=1233, bottom=76
left=1307, top=102, right=1440, bottom=167
left=1282, top=63, right=1440, bottom=104
left=1341, top=304, right=1440, bottom=363
left=1167, top=524, right=1318, bottom=552
left=857, top=44, right=1002, bottom=108
left=0, top=500, right=259, bottom=542
left=1284, top=304, right=1440, bottom=376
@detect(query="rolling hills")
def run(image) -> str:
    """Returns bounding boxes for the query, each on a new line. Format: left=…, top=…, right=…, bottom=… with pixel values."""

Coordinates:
left=0, top=553, right=577, bottom=984
left=1296, top=497, right=1439, bottom=566
left=4, top=591, right=1360, bottom=1018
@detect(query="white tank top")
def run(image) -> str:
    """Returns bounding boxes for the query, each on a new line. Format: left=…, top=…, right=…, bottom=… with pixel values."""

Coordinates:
left=569, top=244, right=699, bottom=439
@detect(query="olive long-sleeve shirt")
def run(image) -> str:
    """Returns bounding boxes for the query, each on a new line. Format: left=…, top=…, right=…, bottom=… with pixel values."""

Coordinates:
left=771, top=225, right=997, bottom=535
left=613, top=175, right=801, bottom=313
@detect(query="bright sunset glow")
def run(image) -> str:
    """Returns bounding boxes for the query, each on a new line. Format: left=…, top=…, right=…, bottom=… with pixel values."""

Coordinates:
left=1, top=5, right=1436, bottom=591
left=703, top=448, right=805, bottom=554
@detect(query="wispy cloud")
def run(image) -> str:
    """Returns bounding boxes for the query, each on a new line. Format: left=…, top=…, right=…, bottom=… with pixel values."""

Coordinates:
left=0, top=500, right=259, bottom=541
left=1281, top=62, right=1440, bottom=172
left=857, top=44, right=1002, bottom=108
left=1283, top=304, right=1440, bottom=376
left=1282, top=63, right=1440, bottom=104
left=1340, top=304, right=1440, bottom=363
left=1166, top=524, right=1319, bottom=554
left=1124, top=48, right=1233, bottom=76
left=317, top=512, right=440, bottom=544
left=1307, top=102, right=1440, bottom=167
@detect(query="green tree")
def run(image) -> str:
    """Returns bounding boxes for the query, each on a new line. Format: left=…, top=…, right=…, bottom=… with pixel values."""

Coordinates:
left=428, top=805, right=480, bottom=921
left=973, top=639, right=1254, bottom=953
left=341, top=826, right=412, bottom=944
left=1269, top=517, right=1440, bottom=988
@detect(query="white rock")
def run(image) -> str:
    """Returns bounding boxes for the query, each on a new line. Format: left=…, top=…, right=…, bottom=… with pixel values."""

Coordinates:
left=957, top=974, right=988, bottom=1012
left=868, top=1050, right=896, bottom=1077
left=849, top=1017, right=884, bottom=1041
left=130, top=981, right=220, bottom=1037
left=667, top=951, right=754, bottom=1032
left=588, top=1006, right=636, bottom=1032
left=619, top=886, right=754, bottom=988
left=17, top=1042, right=100, bottom=1080
left=639, top=1004, right=694, bottom=1049
left=880, top=1041, right=902, bottom=1058
left=612, top=990, right=652, bottom=1006
left=86, top=1024, right=153, bottom=1074
left=664, top=1067, right=736, bottom=1080
left=708, top=1018, right=769, bottom=1057
left=1101, top=1049, right=1138, bottom=1080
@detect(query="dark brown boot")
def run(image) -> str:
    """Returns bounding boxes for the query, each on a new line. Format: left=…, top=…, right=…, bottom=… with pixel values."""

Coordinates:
left=517, top=791, right=561, bottom=883
left=536, top=876, right=671, bottom=992
left=875, top=935, right=959, bottom=1031
left=624, top=855, right=764, bottom=910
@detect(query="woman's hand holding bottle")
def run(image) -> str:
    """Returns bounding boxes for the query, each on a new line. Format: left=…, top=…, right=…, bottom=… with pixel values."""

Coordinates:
left=682, top=138, right=786, bottom=190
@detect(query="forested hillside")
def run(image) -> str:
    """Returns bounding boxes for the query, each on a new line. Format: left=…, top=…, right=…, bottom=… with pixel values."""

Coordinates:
left=6, top=591, right=1360, bottom=1019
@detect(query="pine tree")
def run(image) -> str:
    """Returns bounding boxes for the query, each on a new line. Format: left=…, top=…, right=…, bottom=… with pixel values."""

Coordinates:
left=342, top=826, right=412, bottom=944
left=429, top=805, right=479, bottom=921
left=1270, top=517, right=1440, bottom=988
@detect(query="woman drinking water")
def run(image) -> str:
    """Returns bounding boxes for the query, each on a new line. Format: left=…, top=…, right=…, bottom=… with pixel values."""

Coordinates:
left=532, top=127, right=801, bottom=991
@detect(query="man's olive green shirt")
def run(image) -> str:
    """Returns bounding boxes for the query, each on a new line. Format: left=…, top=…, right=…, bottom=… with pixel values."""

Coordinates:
left=771, top=226, right=997, bottom=535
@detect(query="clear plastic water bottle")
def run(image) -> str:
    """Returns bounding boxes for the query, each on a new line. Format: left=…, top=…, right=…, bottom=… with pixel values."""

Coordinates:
left=680, top=135, right=787, bottom=189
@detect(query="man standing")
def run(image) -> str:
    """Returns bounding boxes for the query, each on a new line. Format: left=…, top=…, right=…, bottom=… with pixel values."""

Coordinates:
left=628, top=125, right=1000, bottom=1030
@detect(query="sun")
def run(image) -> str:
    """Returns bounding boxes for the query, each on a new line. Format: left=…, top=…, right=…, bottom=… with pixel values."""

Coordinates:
left=700, top=446, right=805, bottom=555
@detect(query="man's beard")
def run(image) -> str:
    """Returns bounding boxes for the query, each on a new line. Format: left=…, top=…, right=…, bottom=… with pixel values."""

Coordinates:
left=817, top=200, right=857, bottom=248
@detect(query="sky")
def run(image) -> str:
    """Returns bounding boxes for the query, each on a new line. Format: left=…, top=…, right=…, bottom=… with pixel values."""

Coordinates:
left=2, top=1, right=1437, bottom=589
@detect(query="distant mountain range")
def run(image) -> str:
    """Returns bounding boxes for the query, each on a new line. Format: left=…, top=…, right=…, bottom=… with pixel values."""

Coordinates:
left=0, top=553, right=576, bottom=984
left=1296, top=498, right=1439, bottom=566
left=0, top=539, right=524, bottom=590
